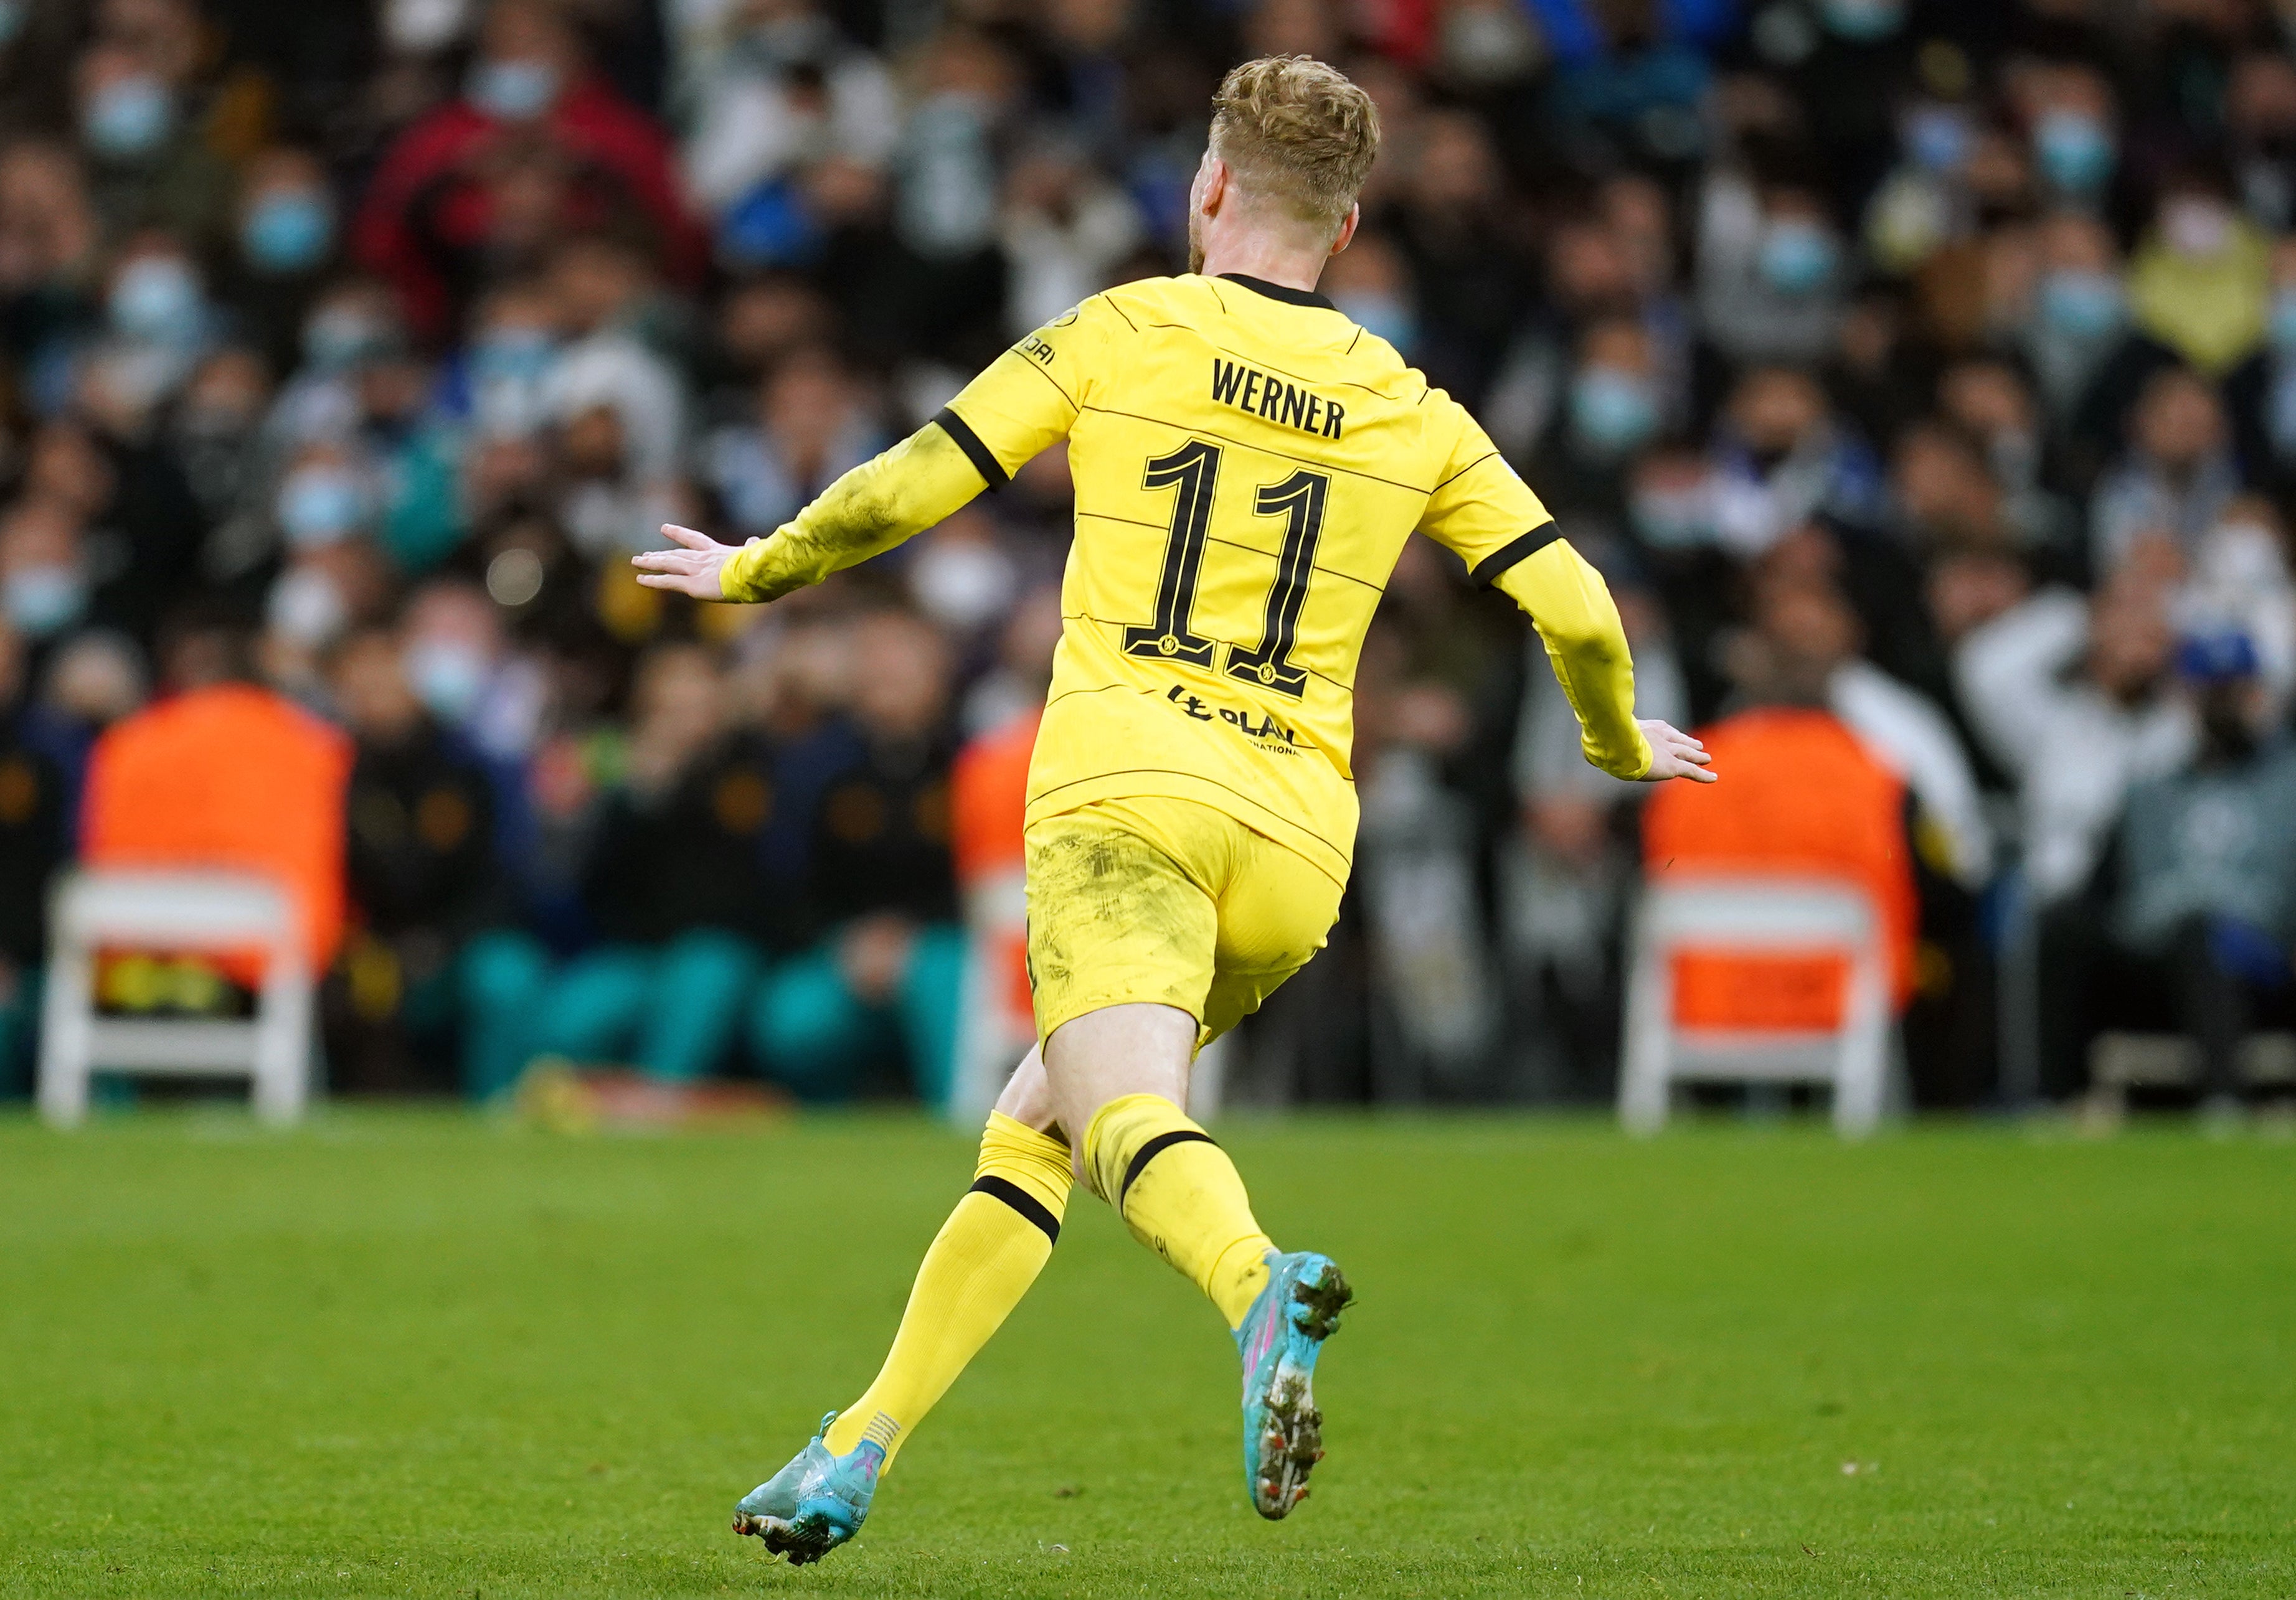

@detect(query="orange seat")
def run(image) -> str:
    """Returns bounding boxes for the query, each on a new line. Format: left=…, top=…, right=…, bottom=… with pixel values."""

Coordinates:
left=80, top=684, right=353, bottom=977
left=951, top=708, right=1040, bottom=1027
left=1642, top=708, right=1916, bottom=1032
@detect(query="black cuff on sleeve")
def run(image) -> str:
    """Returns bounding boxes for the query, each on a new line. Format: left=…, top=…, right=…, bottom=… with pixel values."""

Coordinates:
left=1470, top=522, right=1562, bottom=588
left=933, top=407, right=1008, bottom=491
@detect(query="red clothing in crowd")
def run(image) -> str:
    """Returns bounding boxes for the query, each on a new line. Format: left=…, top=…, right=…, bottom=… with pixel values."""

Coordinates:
left=351, top=77, right=707, bottom=340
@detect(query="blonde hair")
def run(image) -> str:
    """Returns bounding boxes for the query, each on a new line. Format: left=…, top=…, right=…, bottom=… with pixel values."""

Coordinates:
left=1209, top=55, right=1381, bottom=235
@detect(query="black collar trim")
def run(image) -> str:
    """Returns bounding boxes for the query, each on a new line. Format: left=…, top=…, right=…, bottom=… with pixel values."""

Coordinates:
left=1219, top=273, right=1336, bottom=311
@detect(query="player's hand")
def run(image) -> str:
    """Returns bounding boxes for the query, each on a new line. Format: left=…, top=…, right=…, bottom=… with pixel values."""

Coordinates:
left=631, top=524, right=738, bottom=599
left=1637, top=718, right=1715, bottom=783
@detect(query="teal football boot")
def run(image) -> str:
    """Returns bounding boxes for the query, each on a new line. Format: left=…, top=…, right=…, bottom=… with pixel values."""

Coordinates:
left=730, top=1412, right=881, bottom=1565
left=1234, top=1249, right=1352, bottom=1518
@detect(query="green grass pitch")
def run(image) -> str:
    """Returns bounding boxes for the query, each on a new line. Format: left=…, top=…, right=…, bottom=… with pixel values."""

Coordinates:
left=2, top=1110, right=2291, bottom=1598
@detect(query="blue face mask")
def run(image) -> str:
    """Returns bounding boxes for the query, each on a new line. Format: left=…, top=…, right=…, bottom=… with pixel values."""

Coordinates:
left=468, top=57, right=560, bottom=121
left=303, top=306, right=390, bottom=370
left=2037, top=268, right=2125, bottom=341
left=83, top=75, right=173, bottom=159
left=1333, top=293, right=1417, bottom=354
left=1630, top=486, right=1715, bottom=550
left=4, top=564, right=87, bottom=638
left=242, top=190, right=334, bottom=275
left=1569, top=367, right=1660, bottom=457
left=2271, top=289, right=2296, bottom=354
left=1758, top=219, right=1838, bottom=298
left=2034, top=109, right=2115, bottom=196
left=472, top=328, right=557, bottom=384
left=277, top=464, right=369, bottom=547
left=1904, top=106, right=1971, bottom=175
left=1820, top=0, right=1902, bottom=41
left=405, top=639, right=488, bottom=723
left=110, top=256, right=203, bottom=342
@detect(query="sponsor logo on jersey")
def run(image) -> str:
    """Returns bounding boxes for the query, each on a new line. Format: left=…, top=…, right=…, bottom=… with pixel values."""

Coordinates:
left=1166, top=682, right=1300, bottom=750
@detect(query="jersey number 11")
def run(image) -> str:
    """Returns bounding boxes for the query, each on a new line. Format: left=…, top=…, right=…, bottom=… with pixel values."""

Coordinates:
left=1122, top=440, right=1328, bottom=700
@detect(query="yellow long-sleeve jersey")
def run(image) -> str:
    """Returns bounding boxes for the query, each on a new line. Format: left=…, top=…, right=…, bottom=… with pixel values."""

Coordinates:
left=724, top=272, right=1651, bottom=884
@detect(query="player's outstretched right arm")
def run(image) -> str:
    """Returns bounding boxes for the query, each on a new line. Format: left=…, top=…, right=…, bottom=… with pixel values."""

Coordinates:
left=638, top=294, right=1118, bottom=606
left=632, top=420, right=991, bottom=603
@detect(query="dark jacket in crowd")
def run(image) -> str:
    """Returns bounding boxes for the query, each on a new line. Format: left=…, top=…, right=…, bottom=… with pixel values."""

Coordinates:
left=345, top=721, right=508, bottom=942
left=582, top=735, right=778, bottom=946
left=0, top=718, right=69, bottom=969
left=805, top=731, right=959, bottom=933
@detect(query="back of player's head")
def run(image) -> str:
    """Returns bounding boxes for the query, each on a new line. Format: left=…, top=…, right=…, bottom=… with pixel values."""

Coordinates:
left=1209, top=55, right=1380, bottom=237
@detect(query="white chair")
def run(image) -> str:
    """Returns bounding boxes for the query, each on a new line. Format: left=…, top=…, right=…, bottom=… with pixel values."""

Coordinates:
left=37, top=870, right=313, bottom=1126
left=1619, top=874, right=1890, bottom=1138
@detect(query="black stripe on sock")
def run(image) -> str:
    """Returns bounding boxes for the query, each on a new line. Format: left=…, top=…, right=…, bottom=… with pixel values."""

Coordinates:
left=933, top=408, right=1008, bottom=490
left=970, top=1175, right=1059, bottom=1244
left=1118, top=1129, right=1217, bottom=1209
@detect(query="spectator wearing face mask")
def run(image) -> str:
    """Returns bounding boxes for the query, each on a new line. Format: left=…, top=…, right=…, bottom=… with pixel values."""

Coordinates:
left=1527, top=316, right=1667, bottom=524
left=397, top=578, right=546, bottom=766
left=1697, top=177, right=1849, bottom=369
left=2019, top=211, right=2140, bottom=461
left=0, top=496, right=93, bottom=654
left=750, top=608, right=963, bottom=1106
left=0, top=619, right=69, bottom=1097
left=329, top=626, right=542, bottom=1097
left=14, top=416, right=199, bottom=651
left=71, top=39, right=233, bottom=255
left=2090, top=367, right=2243, bottom=575
left=1317, top=227, right=1418, bottom=359
left=527, top=641, right=772, bottom=1085
left=2017, top=62, right=2123, bottom=220
left=351, top=0, right=704, bottom=341
left=2128, top=175, right=2272, bottom=379
left=84, top=232, right=212, bottom=435
left=2093, top=631, right=2296, bottom=1118
left=218, top=149, right=341, bottom=379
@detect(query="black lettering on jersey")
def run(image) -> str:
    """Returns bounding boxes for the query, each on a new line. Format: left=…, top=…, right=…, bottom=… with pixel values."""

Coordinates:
left=1209, top=359, right=1346, bottom=439
left=1019, top=332, right=1057, bottom=365
left=1166, top=683, right=1299, bottom=749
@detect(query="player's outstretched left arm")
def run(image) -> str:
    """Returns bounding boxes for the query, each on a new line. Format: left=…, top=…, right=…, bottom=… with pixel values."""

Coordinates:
left=633, top=421, right=991, bottom=604
left=1494, top=536, right=1715, bottom=784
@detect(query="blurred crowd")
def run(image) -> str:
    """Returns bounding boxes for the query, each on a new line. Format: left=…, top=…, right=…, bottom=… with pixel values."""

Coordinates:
left=3, top=0, right=2296, bottom=1114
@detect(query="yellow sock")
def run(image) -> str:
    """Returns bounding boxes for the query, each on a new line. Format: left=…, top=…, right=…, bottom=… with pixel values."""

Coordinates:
left=1083, top=1092, right=1274, bottom=1329
left=821, top=1113, right=1070, bottom=1467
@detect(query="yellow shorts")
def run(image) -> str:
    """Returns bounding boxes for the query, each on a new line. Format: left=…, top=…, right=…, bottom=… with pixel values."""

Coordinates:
left=1024, top=795, right=1345, bottom=1048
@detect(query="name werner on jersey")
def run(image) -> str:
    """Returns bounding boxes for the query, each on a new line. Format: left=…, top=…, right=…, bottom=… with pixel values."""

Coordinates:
left=1209, top=359, right=1346, bottom=439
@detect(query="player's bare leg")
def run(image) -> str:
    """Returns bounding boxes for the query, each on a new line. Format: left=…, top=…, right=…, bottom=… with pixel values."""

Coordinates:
left=1046, top=1003, right=1351, bottom=1518
left=732, top=1047, right=1070, bottom=1564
